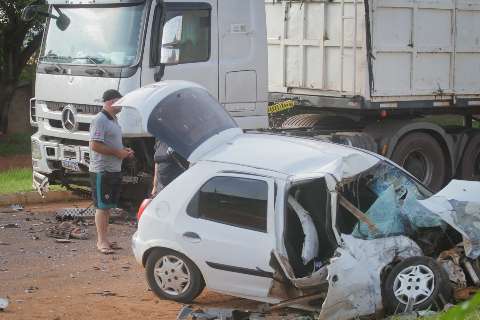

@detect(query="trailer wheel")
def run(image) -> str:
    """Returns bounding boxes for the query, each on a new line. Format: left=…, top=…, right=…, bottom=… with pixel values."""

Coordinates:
left=391, top=132, right=446, bottom=191
left=460, top=133, right=480, bottom=181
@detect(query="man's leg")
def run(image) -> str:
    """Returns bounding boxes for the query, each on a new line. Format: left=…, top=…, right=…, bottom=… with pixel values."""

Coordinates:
left=95, top=208, right=111, bottom=250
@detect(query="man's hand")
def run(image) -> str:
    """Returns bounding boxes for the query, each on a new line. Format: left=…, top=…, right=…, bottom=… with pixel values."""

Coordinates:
left=116, top=148, right=134, bottom=160
left=125, top=147, right=135, bottom=159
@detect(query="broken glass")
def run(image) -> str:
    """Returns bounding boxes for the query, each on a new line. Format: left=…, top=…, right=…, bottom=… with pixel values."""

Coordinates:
left=345, top=161, right=445, bottom=239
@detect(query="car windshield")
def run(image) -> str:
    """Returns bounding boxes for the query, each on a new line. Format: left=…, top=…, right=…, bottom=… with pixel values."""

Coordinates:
left=339, top=160, right=445, bottom=239
left=40, top=3, right=146, bottom=66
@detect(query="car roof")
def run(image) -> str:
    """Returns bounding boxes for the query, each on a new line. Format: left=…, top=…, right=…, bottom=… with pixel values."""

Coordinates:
left=201, top=133, right=380, bottom=178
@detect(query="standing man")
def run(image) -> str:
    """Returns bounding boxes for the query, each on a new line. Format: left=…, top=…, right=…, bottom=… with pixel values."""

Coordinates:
left=150, top=140, right=185, bottom=196
left=89, top=89, right=134, bottom=254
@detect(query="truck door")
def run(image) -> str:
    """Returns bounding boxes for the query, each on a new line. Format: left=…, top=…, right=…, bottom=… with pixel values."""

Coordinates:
left=141, top=0, right=219, bottom=99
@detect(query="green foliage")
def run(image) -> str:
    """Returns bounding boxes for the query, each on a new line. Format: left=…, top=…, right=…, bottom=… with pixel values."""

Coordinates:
left=0, top=167, right=32, bottom=194
left=438, top=294, right=480, bottom=320
left=0, top=133, right=31, bottom=156
left=0, top=167, right=65, bottom=194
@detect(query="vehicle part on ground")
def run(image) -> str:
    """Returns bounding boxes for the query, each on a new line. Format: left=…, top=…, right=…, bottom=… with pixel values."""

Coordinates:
left=176, top=306, right=264, bottom=320
left=46, top=221, right=89, bottom=240
left=0, top=298, right=8, bottom=311
left=383, top=256, right=452, bottom=314
left=390, top=132, right=446, bottom=191
left=145, top=249, right=204, bottom=303
left=319, top=235, right=423, bottom=320
left=460, top=133, right=480, bottom=181
left=55, top=207, right=125, bottom=221
left=264, top=292, right=326, bottom=312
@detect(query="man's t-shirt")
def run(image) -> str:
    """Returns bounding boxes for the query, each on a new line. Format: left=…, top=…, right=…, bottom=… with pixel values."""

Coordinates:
left=89, top=110, right=123, bottom=173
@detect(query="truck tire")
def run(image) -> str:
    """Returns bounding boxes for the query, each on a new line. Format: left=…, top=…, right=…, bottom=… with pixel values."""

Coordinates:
left=460, top=133, right=480, bottom=181
left=391, top=132, right=446, bottom=191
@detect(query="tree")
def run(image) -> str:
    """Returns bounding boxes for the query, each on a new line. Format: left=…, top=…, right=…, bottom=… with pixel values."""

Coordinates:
left=0, top=0, right=44, bottom=134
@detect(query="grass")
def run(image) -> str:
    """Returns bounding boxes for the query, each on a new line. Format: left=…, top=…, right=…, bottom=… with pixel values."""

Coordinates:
left=0, top=168, right=65, bottom=195
left=0, top=133, right=31, bottom=156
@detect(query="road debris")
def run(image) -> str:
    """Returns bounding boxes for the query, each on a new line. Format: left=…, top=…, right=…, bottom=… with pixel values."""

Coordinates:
left=0, top=298, right=8, bottom=311
left=0, top=223, right=19, bottom=229
left=55, top=239, right=72, bottom=243
left=46, top=221, right=89, bottom=240
left=25, top=286, right=39, bottom=293
left=176, top=306, right=266, bottom=320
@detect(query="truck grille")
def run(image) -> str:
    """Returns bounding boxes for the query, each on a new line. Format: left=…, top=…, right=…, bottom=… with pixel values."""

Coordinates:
left=49, top=119, right=90, bottom=132
left=42, top=101, right=102, bottom=115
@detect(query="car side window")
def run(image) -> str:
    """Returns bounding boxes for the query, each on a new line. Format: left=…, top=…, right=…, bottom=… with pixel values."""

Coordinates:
left=151, top=3, right=211, bottom=66
left=187, top=176, right=268, bottom=232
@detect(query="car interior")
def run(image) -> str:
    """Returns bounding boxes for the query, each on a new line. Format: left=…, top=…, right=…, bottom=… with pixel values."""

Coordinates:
left=283, top=178, right=338, bottom=279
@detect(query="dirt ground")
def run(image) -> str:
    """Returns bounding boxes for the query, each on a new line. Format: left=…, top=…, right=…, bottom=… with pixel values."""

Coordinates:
left=0, top=201, right=307, bottom=320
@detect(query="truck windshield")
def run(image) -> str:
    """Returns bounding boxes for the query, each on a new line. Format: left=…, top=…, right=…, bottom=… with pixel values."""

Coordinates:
left=41, top=3, right=146, bottom=66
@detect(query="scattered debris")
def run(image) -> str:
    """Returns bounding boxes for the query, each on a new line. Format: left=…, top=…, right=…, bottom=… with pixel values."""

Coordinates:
left=176, top=306, right=265, bottom=320
left=11, top=204, right=24, bottom=212
left=0, top=223, right=19, bottom=229
left=0, top=241, right=10, bottom=246
left=25, top=286, right=39, bottom=293
left=56, top=207, right=126, bottom=222
left=88, top=290, right=124, bottom=297
left=55, top=239, right=72, bottom=243
left=31, top=235, right=40, bottom=240
left=46, top=221, right=88, bottom=240
left=0, top=297, right=8, bottom=311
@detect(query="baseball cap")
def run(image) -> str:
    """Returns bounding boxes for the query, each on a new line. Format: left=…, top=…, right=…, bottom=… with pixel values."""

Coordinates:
left=102, top=89, right=122, bottom=102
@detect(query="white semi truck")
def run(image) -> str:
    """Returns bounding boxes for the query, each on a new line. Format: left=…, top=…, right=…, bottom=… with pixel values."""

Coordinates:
left=27, top=0, right=480, bottom=208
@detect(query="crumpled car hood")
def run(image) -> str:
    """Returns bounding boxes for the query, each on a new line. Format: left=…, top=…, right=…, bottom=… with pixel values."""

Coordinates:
left=419, top=180, right=480, bottom=259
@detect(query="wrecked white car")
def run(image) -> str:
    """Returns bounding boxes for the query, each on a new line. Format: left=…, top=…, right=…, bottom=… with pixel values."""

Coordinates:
left=123, top=81, right=480, bottom=319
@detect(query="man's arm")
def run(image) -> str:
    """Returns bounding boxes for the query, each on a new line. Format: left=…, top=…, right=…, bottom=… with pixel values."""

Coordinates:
left=90, top=140, right=132, bottom=159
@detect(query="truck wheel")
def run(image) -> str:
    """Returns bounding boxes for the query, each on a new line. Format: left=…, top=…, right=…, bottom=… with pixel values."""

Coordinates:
left=460, top=133, right=480, bottom=181
left=391, top=132, right=446, bottom=191
left=383, top=256, right=452, bottom=314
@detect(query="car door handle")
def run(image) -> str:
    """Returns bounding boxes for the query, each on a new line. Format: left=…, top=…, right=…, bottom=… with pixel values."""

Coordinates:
left=182, top=232, right=201, bottom=243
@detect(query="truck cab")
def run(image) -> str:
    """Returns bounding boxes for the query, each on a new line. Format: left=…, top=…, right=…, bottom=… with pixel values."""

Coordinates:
left=30, top=0, right=268, bottom=205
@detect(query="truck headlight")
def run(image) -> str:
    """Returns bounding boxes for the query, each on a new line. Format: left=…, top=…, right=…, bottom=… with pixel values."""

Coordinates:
left=31, top=140, right=42, bottom=160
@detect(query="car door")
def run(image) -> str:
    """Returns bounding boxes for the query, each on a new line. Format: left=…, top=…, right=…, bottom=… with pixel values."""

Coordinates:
left=174, top=173, right=277, bottom=299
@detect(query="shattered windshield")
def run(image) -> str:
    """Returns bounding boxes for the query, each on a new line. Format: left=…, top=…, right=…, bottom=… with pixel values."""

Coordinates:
left=40, top=4, right=146, bottom=66
left=340, top=161, right=445, bottom=239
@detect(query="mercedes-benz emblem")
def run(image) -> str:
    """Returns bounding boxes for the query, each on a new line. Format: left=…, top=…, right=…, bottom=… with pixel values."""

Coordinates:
left=61, top=106, right=78, bottom=132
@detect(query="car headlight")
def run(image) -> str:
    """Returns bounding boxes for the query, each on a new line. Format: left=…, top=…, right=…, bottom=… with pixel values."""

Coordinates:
left=31, top=140, right=42, bottom=160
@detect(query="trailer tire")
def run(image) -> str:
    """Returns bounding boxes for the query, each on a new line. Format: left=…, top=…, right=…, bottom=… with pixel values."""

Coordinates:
left=459, top=133, right=480, bottom=181
left=391, top=132, right=446, bottom=191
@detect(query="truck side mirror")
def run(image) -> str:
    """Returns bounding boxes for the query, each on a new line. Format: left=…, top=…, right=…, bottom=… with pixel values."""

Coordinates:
left=159, top=15, right=182, bottom=65
left=55, top=11, right=71, bottom=31
left=21, top=5, right=41, bottom=21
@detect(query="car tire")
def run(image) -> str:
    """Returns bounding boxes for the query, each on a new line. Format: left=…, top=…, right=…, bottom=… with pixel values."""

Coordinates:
left=459, top=133, right=480, bottom=181
left=391, top=132, right=446, bottom=191
left=383, top=256, right=452, bottom=315
left=145, top=248, right=205, bottom=303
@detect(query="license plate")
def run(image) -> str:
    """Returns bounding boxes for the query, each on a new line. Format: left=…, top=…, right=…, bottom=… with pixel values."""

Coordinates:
left=61, top=159, right=81, bottom=172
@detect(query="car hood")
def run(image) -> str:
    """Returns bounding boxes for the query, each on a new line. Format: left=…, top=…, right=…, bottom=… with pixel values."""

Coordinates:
left=419, top=180, right=480, bottom=258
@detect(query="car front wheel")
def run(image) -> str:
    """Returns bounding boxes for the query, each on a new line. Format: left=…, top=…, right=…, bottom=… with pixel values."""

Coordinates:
left=145, top=249, right=205, bottom=303
left=383, top=256, right=452, bottom=314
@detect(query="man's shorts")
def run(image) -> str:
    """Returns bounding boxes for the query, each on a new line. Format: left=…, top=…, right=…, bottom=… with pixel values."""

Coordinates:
left=89, top=172, right=122, bottom=209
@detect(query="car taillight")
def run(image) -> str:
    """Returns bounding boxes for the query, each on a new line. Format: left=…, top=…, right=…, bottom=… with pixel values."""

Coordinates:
left=137, top=198, right=152, bottom=221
